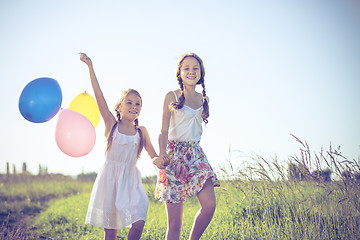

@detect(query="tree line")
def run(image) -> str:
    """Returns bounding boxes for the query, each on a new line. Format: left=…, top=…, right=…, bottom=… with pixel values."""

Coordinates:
left=288, top=162, right=360, bottom=182
left=3, top=162, right=48, bottom=177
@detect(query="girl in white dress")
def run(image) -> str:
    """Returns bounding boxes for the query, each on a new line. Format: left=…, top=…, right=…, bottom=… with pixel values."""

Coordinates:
left=80, top=53, right=167, bottom=240
left=155, top=53, right=220, bottom=240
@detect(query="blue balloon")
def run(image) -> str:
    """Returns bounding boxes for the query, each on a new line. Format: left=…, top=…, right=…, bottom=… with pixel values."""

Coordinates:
left=19, top=77, right=62, bottom=123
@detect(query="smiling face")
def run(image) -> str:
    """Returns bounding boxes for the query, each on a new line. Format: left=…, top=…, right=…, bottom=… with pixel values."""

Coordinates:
left=116, top=91, right=142, bottom=121
left=179, top=57, right=202, bottom=86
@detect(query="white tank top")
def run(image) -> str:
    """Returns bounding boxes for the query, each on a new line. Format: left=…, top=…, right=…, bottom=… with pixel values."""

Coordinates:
left=168, top=91, right=203, bottom=142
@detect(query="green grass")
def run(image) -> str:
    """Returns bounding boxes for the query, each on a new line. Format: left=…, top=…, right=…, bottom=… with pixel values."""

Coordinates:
left=1, top=136, right=360, bottom=239
left=26, top=184, right=203, bottom=239
left=214, top=180, right=359, bottom=239
left=0, top=174, right=92, bottom=239
left=2, top=176, right=360, bottom=239
left=12, top=179, right=357, bottom=240
left=29, top=192, right=98, bottom=239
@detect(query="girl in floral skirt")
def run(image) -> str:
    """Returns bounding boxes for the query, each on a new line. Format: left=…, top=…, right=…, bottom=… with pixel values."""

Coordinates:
left=155, top=53, right=220, bottom=240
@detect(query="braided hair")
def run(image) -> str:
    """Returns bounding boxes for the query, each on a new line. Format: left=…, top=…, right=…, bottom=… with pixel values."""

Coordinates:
left=171, top=53, right=209, bottom=124
left=106, top=89, right=144, bottom=158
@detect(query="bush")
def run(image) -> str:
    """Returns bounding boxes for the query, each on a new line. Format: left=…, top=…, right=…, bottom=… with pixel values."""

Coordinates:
left=76, top=172, right=97, bottom=182
left=312, top=169, right=332, bottom=182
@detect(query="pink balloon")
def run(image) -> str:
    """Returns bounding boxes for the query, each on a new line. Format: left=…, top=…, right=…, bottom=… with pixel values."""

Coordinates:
left=55, top=109, right=96, bottom=157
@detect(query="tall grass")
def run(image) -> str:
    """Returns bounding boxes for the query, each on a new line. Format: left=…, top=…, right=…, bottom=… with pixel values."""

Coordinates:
left=217, top=135, right=360, bottom=239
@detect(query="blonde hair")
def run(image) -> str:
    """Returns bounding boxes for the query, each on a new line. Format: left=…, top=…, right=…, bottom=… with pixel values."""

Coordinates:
left=171, top=53, right=209, bottom=123
left=106, top=89, right=144, bottom=158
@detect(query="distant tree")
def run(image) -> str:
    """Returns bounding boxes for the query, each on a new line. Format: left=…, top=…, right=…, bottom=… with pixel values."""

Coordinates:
left=342, top=170, right=352, bottom=181
left=342, top=170, right=360, bottom=182
left=6, top=162, right=10, bottom=177
left=13, top=164, right=17, bottom=175
left=312, top=169, right=332, bottom=182
left=77, top=172, right=97, bottom=182
left=38, top=164, right=48, bottom=176
left=22, top=162, right=27, bottom=173
left=288, top=163, right=305, bottom=181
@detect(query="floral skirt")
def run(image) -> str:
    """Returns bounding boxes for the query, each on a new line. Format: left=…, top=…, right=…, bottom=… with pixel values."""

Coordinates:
left=155, top=140, right=220, bottom=203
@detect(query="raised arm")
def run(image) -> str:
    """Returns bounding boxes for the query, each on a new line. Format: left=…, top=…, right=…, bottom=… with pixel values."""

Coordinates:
left=79, top=53, right=116, bottom=137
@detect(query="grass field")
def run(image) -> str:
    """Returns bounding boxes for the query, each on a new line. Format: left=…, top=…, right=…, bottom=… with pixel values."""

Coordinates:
left=1, top=177, right=359, bottom=239
left=1, top=138, right=359, bottom=239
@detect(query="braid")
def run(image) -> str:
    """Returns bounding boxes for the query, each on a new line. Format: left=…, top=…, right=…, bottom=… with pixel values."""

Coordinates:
left=105, top=122, right=118, bottom=152
left=171, top=79, right=186, bottom=110
left=134, top=119, right=144, bottom=159
left=201, top=82, right=209, bottom=124
left=134, top=118, right=138, bottom=127
left=115, top=110, right=121, bottom=122
left=201, top=82, right=207, bottom=98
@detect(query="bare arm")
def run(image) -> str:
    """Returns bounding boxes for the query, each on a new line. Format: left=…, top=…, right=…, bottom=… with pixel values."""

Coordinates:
left=158, top=91, right=175, bottom=162
left=140, top=126, right=167, bottom=169
left=140, top=126, right=157, bottom=159
left=79, top=53, right=116, bottom=137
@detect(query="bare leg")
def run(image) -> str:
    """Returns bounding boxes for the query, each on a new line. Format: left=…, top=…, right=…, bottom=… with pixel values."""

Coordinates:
left=128, top=220, right=145, bottom=240
left=189, top=178, right=216, bottom=240
left=104, top=228, right=117, bottom=240
left=165, top=201, right=183, bottom=240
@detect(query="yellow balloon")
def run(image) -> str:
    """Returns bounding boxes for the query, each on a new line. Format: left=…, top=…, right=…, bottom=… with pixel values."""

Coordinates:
left=69, top=92, right=100, bottom=128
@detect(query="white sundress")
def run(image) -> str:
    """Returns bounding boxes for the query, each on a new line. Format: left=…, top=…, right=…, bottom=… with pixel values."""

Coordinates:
left=85, top=128, right=148, bottom=229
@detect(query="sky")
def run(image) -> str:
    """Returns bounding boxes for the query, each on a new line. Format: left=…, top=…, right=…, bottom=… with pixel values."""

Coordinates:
left=1, top=0, right=359, bottom=178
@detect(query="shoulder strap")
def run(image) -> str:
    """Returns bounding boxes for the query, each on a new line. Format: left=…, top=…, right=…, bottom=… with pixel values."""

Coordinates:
left=172, top=91, right=178, bottom=102
left=136, top=126, right=144, bottom=158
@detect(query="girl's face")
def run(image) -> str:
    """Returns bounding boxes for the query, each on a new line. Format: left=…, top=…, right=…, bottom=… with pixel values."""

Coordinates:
left=117, top=92, right=142, bottom=121
left=180, top=57, right=201, bottom=86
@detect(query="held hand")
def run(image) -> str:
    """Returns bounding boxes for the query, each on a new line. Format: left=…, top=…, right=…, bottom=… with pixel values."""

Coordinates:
left=153, top=157, right=166, bottom=169
left=79, top=52, right=92, bottom=67
left=160, top=152, right=171, bottom=167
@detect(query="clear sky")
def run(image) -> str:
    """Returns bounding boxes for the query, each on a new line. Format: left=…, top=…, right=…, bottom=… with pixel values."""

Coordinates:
left=1, top=0, right=359, bottom=177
